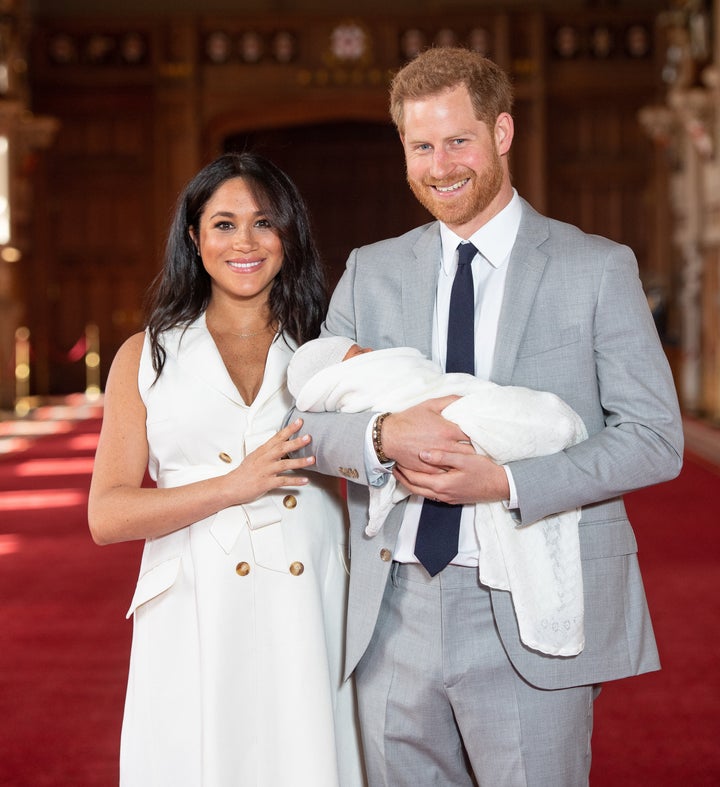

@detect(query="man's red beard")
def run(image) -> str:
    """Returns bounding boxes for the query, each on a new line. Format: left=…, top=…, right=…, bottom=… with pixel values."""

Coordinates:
left=407, top=148, right=504, bottom=229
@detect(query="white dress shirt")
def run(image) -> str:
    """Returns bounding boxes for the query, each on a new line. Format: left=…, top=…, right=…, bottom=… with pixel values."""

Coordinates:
left=370, top=190, right=523, bottom=567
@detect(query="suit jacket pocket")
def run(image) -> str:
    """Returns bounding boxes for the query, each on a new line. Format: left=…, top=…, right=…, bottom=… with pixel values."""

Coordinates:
left=515, top=324, right=580, bottom=359
left=510, top=325, right=588, bottom=397
left=579, top=517, right=638, bottom=560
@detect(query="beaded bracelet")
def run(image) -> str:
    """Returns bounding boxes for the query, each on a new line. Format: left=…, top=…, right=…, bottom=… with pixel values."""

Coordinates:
left=372, top=411, right=392, bottom=464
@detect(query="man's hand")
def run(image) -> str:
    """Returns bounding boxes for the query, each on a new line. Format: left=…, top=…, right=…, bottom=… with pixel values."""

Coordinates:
left=381, top=397, right=472, bottom=472
left=394, top=451, right=510, bottom=505
left=381, top=397, right=511, bottom=505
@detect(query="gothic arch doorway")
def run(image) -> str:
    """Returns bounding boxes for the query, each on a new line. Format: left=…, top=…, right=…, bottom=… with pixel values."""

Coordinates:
left=224, top=121, right=431, bottom=286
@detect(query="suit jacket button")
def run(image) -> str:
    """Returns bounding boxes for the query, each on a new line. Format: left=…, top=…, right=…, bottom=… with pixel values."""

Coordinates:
left=235, top=561, right=250, bottom=576
left=289, top=561, right=304, bottom=576
left=219, top=452, right=232, bottom=463
left=283, top=494, right=297, bottom=509
left=380, top=548, right=392, bottom=562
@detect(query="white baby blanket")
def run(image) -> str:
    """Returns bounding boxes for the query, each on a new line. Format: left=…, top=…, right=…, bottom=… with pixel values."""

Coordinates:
left=290, top=344, right=588, bottom=657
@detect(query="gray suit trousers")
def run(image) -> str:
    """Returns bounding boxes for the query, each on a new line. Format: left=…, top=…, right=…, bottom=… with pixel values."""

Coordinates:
left=355, top=563, right=596, bottom=787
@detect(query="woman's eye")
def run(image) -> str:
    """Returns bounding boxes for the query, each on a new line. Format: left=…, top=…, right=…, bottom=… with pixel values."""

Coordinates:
left=214, top=220, right=234, bottom=231
left=254, top=218, right=272, bottom=229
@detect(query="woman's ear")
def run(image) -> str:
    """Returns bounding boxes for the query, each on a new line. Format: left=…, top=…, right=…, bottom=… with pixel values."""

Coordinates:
left=188, top=228, right=199, bottom=255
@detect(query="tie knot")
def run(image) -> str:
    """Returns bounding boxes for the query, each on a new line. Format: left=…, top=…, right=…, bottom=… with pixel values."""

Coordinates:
left=457, top=242, right=478, bottom=267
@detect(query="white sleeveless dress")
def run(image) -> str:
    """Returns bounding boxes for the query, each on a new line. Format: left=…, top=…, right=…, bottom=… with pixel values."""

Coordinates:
left=119, top=314, right=364, bottom=786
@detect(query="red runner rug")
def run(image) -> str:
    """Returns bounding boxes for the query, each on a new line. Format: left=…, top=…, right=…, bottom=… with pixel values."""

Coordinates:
left=0, top=407, right=141, bottom=786
left=592, top=449, right=720, bottom=786
left=0, top=408, right=718, bottom=785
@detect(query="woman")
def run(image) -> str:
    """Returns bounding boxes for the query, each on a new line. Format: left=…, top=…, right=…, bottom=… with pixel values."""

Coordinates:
left=88, top=152, right=364, bottom=786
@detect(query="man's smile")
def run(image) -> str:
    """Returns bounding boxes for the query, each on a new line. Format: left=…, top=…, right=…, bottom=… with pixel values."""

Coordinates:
left=433, top=178, right=470, bottom=193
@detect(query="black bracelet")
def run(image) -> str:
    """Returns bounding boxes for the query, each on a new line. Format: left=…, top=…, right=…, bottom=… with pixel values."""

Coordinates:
left=372, top=412, right=392, bottom=464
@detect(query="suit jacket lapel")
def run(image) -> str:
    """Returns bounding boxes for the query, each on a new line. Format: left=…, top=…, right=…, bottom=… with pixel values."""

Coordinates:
left=402, top=223, right=441, bottom=357
left=492, top=200, right=550, bottom=385
left=394, top=207, right=551, bottom=383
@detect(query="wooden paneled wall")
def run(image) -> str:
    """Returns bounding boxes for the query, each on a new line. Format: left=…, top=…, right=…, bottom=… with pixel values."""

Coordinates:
left=25, top=8, right=664, bottom=394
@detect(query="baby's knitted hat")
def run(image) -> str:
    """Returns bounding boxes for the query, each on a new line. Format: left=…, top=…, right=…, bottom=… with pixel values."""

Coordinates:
left=287, top=336, right=356, bottom=397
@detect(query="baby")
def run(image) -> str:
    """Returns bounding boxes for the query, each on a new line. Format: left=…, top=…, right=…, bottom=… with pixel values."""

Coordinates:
left=288, top=336, right=585, bottom=465
left=288, top=336, right=588, bottom=657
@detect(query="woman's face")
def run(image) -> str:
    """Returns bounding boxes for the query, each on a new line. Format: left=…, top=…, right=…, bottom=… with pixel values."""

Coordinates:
left=190, top=177, right=284, bottom=305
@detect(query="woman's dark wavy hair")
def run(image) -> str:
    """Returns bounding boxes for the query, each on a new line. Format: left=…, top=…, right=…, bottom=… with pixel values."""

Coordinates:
left=145, top=151, right=328, bottom=375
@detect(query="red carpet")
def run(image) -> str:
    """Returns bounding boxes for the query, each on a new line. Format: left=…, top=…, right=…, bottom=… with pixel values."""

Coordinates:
left=0, top=404, right=718, bottom=786
left=591, top=449, right=720, bottom=786
left=0, top=404, right=142, bottom=787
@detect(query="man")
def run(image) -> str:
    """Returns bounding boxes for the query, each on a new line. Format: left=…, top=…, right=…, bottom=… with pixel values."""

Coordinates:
left=294, top=47, right=683, bottom=786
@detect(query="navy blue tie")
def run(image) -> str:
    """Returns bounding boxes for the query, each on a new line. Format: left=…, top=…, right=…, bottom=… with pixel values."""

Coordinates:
left=414, top=242, right=477, bottom=576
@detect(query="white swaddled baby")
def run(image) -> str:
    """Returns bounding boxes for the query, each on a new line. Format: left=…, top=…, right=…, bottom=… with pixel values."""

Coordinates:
left=288, top=336, right=588, bottom=657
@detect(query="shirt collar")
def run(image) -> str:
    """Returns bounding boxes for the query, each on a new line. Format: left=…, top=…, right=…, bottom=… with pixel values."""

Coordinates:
left=439, top=189, right=522, bottom=274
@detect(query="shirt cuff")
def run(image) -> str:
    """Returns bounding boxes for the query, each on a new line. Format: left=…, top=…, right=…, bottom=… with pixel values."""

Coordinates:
left=502, top=464, right=519, bottom=511
left=364, top=415, right=395, bottom=487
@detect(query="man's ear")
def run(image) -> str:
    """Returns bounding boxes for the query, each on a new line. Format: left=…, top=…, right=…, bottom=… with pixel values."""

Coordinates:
left=495, top=112, right=514, bottom=156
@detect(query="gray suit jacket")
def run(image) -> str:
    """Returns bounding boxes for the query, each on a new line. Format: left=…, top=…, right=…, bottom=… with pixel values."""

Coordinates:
left=295, top=198, right=683, bottom=690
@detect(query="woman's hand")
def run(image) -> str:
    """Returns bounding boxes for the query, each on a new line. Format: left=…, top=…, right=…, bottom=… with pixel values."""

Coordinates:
left=227, top=418, right=316, bottom=504
left=89, top=335, right=319, bottom=545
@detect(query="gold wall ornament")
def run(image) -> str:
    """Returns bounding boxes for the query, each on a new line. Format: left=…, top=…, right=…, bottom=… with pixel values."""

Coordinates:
left=325, top=20, right=373, bottom=68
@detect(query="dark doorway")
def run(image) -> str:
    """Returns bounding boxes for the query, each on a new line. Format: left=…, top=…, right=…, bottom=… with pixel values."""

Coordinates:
left=225, top=121, right=431, bottom=287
